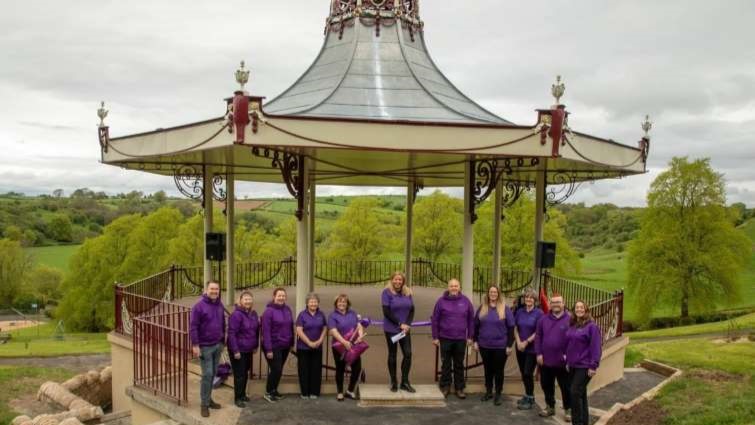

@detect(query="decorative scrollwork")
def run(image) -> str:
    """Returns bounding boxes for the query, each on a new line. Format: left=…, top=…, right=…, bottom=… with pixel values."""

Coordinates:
left=413, top=181, right=424, bottom=204
left=501, top=181, right=532, bottom=209
left=212, top=174, right=226, bottom=202
left=469, top=159, right=499, bottom=223
left=252, top=147, right=305, bottom=220
left=173, top=165, right=204, bottom=201
left=545, top=172, right=583, bottom=209
left=121, top=300, right=133, bottom=335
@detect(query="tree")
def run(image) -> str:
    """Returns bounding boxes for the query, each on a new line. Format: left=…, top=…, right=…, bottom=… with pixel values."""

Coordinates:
left=47, top=213, right=74, bottom=242
left=52, top=189, right=64, bottom=198
left=117, top=207, right=184, bottom=284
left=165, top=213, right=205, bottom=267
left=413, top=190, right=463, bottom=262
left=322, top=198, right=387, bottom=262
left=3, top=225, right=23, bottom=242
left=628, top=157, right=751, bottom=321
left=26, top=265, right=63, bottom=305
left=0, top=239, right=33, bottom=307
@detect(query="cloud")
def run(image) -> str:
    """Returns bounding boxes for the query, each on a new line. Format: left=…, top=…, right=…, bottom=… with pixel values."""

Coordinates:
left=1, top=0, right=754, bottom=207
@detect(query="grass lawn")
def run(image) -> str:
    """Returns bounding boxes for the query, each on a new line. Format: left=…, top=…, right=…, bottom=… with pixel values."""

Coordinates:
left=625, top=336, right=755, bottom=425
left=0, top=366, right=76, bottom=425
left=24, top=244, right=80, bottom=272
left=0, top=322, right=109, bottom=358
left=627, top=312, right=755, bottom=340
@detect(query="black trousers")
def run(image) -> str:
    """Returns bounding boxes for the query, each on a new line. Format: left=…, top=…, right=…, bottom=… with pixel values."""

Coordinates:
left=229, top=351, right=252, bottom=401
left=439, top=339, right=466, bottom=391
left=297, top=348, right=323, bottom=396
left=541, top=365, right=571, bottom=409
left=265, top=348, right=289, bottom=394
left=569, top=368, right=592, bottom=425
left=333, top=351, right=362, bottom=394
left=479, top=348, right=508, bottom=394
left=384, top=332, right=412, bottom=384
left=516, top=350, right=537, bottom=396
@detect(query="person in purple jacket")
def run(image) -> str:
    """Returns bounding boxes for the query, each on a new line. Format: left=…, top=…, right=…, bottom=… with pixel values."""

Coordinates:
left=261, top=287, right=294, bottom=403
left=328, top=294, right=365, bottom=401
left=189, top=281, right=225, bottom=418
left=514, top=288, right=544, bottom=410
left=535, top=292, right=572, bottom=420
left=566, top=300, right=602, bottom=425
left=295, top=293, right=327, bottom=399
left=472, top=285, right=515, bottom=406
left=227, top=291, right=260, bottom=408
left=431, top=278, right=474, bottom=399
left=381, top=271, right=416, bottom=393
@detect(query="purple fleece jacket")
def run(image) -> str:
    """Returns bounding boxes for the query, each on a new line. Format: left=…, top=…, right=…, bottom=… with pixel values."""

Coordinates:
left=227, top=305, right=260, bottom=354
left=261, top=302, right=294, bottom=353
left=190, top=294, right=226, bottom=347
left=534, top=311, right=571, bottom=368
left=431, top=291, right=474, bottom=341
left=565, top=320, right=602, bottom=370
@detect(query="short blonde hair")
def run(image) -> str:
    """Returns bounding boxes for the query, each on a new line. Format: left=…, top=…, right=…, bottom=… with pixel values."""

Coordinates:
left=334, top=293, right=351, bottom=309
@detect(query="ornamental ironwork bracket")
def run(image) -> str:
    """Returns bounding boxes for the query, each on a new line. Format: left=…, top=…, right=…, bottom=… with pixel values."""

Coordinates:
left=412, top=180, right=424, bottom=205
left=469, top=157, right=540, bottom=223
left=173, top=165, right=227, bottom=210
left=544, top=172, right=583, bottom=213
left=252, top=147, right=305, bottom=220
left=499, top=180, right=533, bottom=221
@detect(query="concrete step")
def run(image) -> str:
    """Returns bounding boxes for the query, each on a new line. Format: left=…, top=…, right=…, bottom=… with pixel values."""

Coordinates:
left=358, top=384, right=446, bottom=408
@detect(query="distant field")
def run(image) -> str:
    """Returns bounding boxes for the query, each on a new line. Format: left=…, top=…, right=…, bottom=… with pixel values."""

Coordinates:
left=25, top=245, right=80, bottom=272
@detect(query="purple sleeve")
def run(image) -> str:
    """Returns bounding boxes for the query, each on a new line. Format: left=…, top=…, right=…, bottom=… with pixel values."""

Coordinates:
left=227, top=312, right=239, bottom=354
left=261, top=309, right=272, bottom=353
left=189, top=306, right=201, bottom=346
left=431, top=300, right=441, bottom=340
left=589, top=323, right=602, bottom=369
left=534, top=316, right=544, bottom=355
left=327, top=313, right=337, bottom=330
left=466, top=298, right=475, bottom=339
left=254, top=314, right=261, bottom=350
left=381, top=289, right=391, bottom=306
left=472, top=307, right=481, bottom=342
left=295, top=311, right=304, bottom=327
left=289, top=307, right=295, bottom=348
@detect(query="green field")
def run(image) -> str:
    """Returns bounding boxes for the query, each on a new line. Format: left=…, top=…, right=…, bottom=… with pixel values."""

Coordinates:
left=627, top=312, right=755, bottom=340
left=0, top=322, right=109, bottom=358
left=24, top=245, right=80, bottom=272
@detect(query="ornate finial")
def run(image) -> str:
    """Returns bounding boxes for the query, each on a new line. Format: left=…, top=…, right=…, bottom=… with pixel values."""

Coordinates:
left=641, top=114, right=652, bottom=138
left=97, top=101, right=108, bottom=127
left=235, top=60, right=250, bottom=91
left=551, top=75, right=565, bottom=105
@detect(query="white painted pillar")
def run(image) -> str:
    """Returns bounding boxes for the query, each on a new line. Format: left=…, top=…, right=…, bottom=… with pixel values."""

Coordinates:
left=462, top=161, right=474, bottom=296
left=225, top=172, right=235, bottom=306
left=492, top=178, right=503, bottom=286
left=308, top=172, right=316, bottom=293
left=533, top=168, right=546, bottom=290
left=296, top=158, right=310, bottom=315
left=405, top=180, right=415, bottom=286
left=203, top=166, right=214, bottom=287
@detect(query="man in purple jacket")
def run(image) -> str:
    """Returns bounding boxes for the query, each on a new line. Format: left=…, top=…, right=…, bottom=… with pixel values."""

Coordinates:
left=431, top=278, right=474, bottom=399
left=535, top=292, right=572, bottom=420
left=189, top=281, right=226, bottom=417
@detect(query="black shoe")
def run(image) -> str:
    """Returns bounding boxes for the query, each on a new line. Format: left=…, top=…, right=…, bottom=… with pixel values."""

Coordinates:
left=201, top=406, right=210, bottom=417
left=481, top=392, right=493, bottom=402
left=273, top=391, right=286, bottom=400
left=390, top=381, right=398, bottom=392
left=208, top=400, right=221, bottom=409
left=400, top=382, right=416, bottom=393
left=241, top=396, right=251, bottom=402
left=494, top=394, right=502, bottom=406
left=263, top=393, right=276, bottom=403
left=234, top=400, right=246, bottom=408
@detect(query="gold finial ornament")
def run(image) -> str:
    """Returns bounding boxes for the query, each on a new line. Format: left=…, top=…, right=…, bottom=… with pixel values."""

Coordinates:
left=235, top=60, right=250, bottom=91
left=551, top=75, right=565, bottom=105
left=97, top=101, right=108, bottom=127
left=642, top=114, right=653, bottom=138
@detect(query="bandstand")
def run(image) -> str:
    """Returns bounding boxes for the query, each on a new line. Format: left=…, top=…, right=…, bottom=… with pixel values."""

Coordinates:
left=101, top=0, right=650, bottom=415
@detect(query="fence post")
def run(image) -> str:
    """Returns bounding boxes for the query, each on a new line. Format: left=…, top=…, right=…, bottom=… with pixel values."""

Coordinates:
left=114, top=283, right=123, bottom=334
left=169, top=264, right=176, bottom=302
left=617, top=290, right=624, bottom=337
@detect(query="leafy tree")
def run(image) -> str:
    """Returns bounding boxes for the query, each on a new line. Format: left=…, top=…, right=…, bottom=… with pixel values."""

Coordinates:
left=52, top=189, right=64, bottom=198
left=322, top=198, right=387, bottom=262
left=117, top=207, right=184, bottom=284
left=0, top=239, right=32, bottom=307
left=628, top=157, right=751, bottom=321
left=3, top=225, right=23, bottom=242
left=165, top=213, right=204, bottom=267
left=413, top=190, right=463, bottom=262
left=26, top=265, right=63, bottom=305
left=47, top=213, right=74, bottom=242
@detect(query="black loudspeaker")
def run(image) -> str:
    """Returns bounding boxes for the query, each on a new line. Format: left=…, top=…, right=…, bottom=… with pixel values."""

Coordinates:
left=536, top=241, right=556, bottom=269
left=205, top=233, right=226, bottom=261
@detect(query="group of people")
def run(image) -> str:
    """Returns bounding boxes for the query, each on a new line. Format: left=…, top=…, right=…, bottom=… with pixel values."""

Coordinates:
left=189, top=273, right=602, bottom=425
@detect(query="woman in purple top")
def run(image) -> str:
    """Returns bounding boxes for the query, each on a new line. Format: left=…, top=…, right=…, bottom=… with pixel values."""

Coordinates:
left=295, top=293, right=327, bottom=399
left=227, top=291, right=260, bottom=408
left=473, top=285, right=515, bottom=406
left=431, top=278, right=475, bottom=399
left=261, top=287, right=294, bottom=403
left=566, top=300, right=602, bottom=425
left=381, top=271, right=416, bottom=393
left=514, top=288, right=544, bottom=410
left=328, top=294, right=365, bottom=401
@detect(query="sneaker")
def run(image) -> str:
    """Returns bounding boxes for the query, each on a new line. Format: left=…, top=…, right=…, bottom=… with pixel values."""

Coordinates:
left=564, top=408, right=572, bottom=422
left=300, top=394, right=309, bottom=400
left=310, top=395, right=319, bottom=400
left=400, top=382, right=416, bottom=393
left=208, top=400, right=221, bottom=409
left=273, top=391, right=286, bottom=400
left=241, top=396, right=251, bottom=402
left=481, top=392, right=493, bottom=402
left=440, top=386, right=450, bottom=398
left=263, top=393, right=276, bottom=403
left=200, top=406, right=210, bottom=417
left=539, top=406, right=555, bottom=417
left=494, top=394, right=502, bottom=406
left=517, top=396, right=534, bottom=410
left=516, top=396, right=527, bottom=406
left=336, top=393, right=345, bottom=402
left=234, top=400, right=246, bottom=408
left=455, top=390, right=467, bottom=400
left=345, top=390, right=358, bottom=400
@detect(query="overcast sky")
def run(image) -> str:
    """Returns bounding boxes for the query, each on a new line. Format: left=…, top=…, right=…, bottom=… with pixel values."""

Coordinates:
left=1, top=0, right=753, bottom=207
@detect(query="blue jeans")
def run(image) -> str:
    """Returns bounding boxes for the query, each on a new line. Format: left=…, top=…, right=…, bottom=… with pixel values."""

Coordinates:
left=199, top=343, right=223, bottom=406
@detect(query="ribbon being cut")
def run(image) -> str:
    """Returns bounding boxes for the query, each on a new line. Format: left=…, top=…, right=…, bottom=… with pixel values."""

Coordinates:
left=332, top=318, right=432, bottom=365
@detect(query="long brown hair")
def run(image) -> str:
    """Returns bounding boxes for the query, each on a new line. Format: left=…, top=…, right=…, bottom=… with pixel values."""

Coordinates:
left=570, top=300, right=593, bottom=328
left=386, top=271, right=412, bottom=296
left=480, top=285, right=506, bottom=320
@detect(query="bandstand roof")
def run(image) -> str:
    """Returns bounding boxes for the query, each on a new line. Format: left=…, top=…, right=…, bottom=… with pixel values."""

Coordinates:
left=99, top=0, right=650, bottom=188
